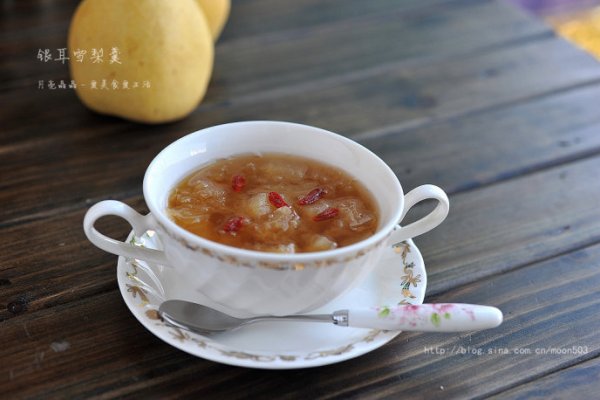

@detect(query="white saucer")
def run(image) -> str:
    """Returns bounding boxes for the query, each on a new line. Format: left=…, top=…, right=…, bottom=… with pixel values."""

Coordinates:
left=117, top=231, right=427, bottom=369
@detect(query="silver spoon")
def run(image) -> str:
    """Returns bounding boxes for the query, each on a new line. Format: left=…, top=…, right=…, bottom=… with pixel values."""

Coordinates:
left=158, top=300, right=502, bottom=335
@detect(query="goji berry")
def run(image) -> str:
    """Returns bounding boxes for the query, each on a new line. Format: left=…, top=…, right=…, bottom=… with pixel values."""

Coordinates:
left=313, top=208, right=339, bottom=221
left=223, top=216, right=244, bottom=233
left=231, top=175, right=246, bottom=192
left=268, top=191, right=288, bottom=208
left=298, top=188, right=325, bottom=205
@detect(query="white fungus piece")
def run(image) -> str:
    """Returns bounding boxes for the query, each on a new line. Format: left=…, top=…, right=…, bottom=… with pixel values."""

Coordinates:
left=262, top=243, right=297, bottom=253
left=336, top=198, right=374, bottom=230
left=167, top=207, right=206, bottom=225
left=306, top=234, right=337, bottom=252
left=265, top=206, right=300, bottom=232
left=259, top=160, right=307, bottom=183
left=188, top=176, right=226, bottom=204
left=245, top=193, right=272, bottom=218
left=298, top=200, right=333, bottom=219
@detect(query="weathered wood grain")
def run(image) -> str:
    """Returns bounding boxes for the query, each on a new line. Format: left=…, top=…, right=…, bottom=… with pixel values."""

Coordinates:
left=489, top=357, right=600, bottom=399
left=212, top=35, right=600, bottom=139
left=212, top=0, right=549, bottom=101
left=0, top=291, right=228, bottom=399
left=416, top=155, right=600, bottom=296
left=363, top=82, right=600, bottom=194
left=220, top=0, right=452, bottom=42
left=0, top=197, right=148, bottom=322
left=0, top=0, right=445, bottom=47
left=3, top=36, right=600, bottom=227
left=2, top=237, right=599, bottom=399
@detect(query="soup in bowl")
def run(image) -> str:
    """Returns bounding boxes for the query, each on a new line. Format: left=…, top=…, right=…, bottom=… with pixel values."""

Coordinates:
left=167, top=153, right=380, bottom=253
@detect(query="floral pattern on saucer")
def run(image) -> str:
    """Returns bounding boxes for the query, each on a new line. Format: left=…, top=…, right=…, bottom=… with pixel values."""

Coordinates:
left=117, top=231, right=426, bottom=369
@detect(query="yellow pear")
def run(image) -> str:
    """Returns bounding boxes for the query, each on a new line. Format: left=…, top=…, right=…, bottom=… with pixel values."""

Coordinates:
left=68, top=0, right=214, bottom=124
left=195, top=0, right=230, bottom=40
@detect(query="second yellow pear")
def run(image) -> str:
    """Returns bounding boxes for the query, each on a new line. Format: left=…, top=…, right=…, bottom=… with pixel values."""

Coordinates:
left=195, top=0, right=230, bottom=40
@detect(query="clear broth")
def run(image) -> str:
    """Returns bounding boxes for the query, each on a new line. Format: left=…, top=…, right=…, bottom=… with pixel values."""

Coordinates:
left=167, top=153, right=379, bottom=253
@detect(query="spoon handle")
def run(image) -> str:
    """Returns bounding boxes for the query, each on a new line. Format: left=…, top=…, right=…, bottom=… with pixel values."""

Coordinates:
left=344, top=304, right=502, bottom=332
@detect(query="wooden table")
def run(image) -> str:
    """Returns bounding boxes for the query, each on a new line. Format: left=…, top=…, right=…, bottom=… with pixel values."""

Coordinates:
left=3, top=0, right=600, bottom=398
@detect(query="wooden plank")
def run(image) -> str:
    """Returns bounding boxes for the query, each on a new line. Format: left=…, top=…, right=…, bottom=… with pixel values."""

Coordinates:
left=220, top=0, right=451, bottom=42
left=3, top=36, right=600, bottom=225
left=0, top=291, right=234, bottom=399
left=2, top=152, right=600, bottom=325
left=213, top=0, right=549, bottom=101
left=2, top=235, right=599, bottom=398
left=0, top=197, right=148, bottom=322
left=416, top=154, right=600, bottom=295
left=0, top=0, right=448, bottom=53
left=362, top=82, right=600, bottom=194
left=0, top=0, right=75, bottom=91
left=0, top=0, right=442, bottom=46
left=489, top=357, right=600, bottom=399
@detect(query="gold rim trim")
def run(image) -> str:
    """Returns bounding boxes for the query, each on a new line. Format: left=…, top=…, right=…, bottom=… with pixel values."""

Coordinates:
left=153, top=220, right=392, bottom=270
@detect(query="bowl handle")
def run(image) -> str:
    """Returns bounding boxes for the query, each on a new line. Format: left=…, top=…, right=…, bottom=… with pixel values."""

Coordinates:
left=83, top=200, right=169, bottom=265
left=392, top=184, right=449, bottom=243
